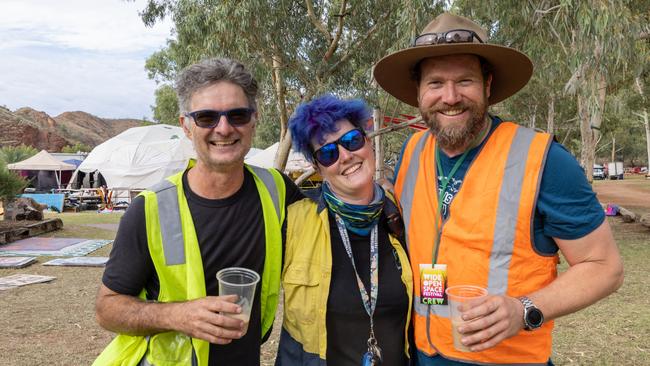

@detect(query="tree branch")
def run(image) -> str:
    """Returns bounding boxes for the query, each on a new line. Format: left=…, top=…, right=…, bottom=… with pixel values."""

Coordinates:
left=323, top=0, right=348, bottom=61
left=326, top=11, right=392, bottom=76
left=368, top=116, right=424, bottom=138
left=545, top=18, right=569, bottom=56
left=305, top=0, right=331, bottom=41
left=534, top=4, right=562, bottom=15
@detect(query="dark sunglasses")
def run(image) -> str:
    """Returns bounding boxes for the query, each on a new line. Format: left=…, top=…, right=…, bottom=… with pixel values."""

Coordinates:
left=312, top=128, right=366, bottom=167
left=413, top=29, right=484, bottom=46
left=185, top=108, right=255, bottom=128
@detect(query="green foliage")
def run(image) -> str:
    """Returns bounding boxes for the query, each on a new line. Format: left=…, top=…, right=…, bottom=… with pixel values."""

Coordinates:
left=0, top=144, right=38, bottom=165
left=61, top=143, right=92, bottom=153
left=152, top=84, right=180, bottom=125
left=141, top=0, right=445, bottom=136
left=451, top=0, right=647, bottom=166
left=0, top=167, right=27, bottom=203
left=140, top=0, right=648, bottom=167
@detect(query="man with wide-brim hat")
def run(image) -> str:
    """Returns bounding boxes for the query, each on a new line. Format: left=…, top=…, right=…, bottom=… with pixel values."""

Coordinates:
left=375, top=12, right=623, bottom=366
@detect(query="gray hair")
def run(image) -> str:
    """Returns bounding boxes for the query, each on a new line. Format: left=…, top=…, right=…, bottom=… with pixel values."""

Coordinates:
left=175, top=58, right=258, bottom=116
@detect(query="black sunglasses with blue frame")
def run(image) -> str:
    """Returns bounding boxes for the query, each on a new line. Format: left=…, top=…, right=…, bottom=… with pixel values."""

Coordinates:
left=312, top=128, right=367, bottom=167
left=185, top=108, right=255, bottom=129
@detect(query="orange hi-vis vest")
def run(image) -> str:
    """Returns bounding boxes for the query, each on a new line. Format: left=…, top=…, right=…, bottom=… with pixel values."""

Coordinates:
left=394, top=122, right=558, bottom=364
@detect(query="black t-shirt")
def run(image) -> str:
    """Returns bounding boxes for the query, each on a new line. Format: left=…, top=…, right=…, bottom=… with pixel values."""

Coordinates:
left=325, top=211, right=409, bottom=366
left=102, top=167, right=303, bottom=366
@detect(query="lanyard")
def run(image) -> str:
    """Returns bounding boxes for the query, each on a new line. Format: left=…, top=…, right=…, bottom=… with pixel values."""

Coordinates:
left=335, top=214, right=379, bottom=323
left=334, top=214, right=381, bottom=354
left=431, top=148, right=469, bottom=265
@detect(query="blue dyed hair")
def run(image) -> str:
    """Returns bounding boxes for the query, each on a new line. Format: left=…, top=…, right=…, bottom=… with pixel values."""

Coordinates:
left=289, top=94, right=372, bottom=162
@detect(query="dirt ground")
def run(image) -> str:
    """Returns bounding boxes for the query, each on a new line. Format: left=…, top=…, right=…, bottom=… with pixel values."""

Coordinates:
left=0, top=176, right=648, bottom=365
left=592, top=174, right=650, bottom=214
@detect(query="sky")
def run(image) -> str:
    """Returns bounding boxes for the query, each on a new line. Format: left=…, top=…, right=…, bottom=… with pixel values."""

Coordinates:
left=0, top=0, right=173, bottom=120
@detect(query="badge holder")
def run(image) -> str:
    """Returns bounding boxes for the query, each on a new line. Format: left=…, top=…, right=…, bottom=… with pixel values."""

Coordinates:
left=361, top=328, right=383, bottom=365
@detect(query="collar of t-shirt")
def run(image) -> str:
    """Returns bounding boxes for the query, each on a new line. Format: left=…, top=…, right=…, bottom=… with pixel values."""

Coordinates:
left=181, top=167, right=254, bottom=208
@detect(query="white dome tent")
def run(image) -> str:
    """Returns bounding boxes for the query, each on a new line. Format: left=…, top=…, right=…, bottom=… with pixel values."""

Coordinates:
left=76, top=124, right=196, bottom=192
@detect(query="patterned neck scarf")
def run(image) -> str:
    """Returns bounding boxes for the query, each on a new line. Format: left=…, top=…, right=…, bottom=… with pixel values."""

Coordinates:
left=322, top=181, right=385, bottom=236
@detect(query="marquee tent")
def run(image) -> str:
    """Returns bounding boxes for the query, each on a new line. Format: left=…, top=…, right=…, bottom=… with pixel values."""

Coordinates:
left=77, top=124, right=196, bottom=189
left=7, top=150, right=76, bottom=188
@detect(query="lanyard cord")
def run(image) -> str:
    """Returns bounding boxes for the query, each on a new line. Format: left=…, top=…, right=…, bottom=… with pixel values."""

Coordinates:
left=334, top=214, right=379, bottom=337
left=431, top=148, right=469, bottom=265
left=430, top=120, right=491, bottom=265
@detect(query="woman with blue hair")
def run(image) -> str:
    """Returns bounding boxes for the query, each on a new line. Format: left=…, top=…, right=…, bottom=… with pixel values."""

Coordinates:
left=275, top=94, right=413, bottom=365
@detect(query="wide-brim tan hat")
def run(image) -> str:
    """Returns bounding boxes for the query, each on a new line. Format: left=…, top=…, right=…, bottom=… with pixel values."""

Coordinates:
left=373, top=13, right=533, bottom=106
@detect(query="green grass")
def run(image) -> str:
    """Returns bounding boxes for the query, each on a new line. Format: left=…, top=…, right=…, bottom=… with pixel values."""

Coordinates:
left=551, top=217, right=650, bottom=364
left=43, top=211, right=123, bottom=240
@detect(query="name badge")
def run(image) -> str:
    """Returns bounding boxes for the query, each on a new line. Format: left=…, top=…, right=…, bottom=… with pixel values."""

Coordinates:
left=420, top=264, right=447, bottom=305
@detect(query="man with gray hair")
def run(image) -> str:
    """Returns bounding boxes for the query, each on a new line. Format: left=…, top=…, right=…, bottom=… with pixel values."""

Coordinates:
left=94, top=58, right=303, bottom=366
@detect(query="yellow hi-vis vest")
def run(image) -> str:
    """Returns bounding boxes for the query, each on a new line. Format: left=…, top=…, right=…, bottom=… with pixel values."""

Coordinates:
left=395, top=123, right=557, bottom=364
left=93, top=161, right=286, bottom=366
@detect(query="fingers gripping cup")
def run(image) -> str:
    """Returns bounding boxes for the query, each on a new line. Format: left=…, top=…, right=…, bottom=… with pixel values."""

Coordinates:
left=445, top=285, right=488, bottom=352
left=216, top=267, right=260, bottom=336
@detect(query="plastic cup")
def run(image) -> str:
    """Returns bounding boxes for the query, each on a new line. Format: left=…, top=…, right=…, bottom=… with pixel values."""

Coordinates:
left=216, top=267, right=260, bottom=335
left=445, top=285, right=488, bottom=352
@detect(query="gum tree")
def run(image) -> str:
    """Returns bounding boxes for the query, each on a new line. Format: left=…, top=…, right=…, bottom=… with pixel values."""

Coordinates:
left=139, top=0, right=444, bottom=170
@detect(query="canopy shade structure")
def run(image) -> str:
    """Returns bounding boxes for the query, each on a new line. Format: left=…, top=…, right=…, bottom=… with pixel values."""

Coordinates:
left=77, top=124, right=196, bottom=189
left=7, top=150, right=77, bottom=189
left=7, top=150, right=76, bottom=171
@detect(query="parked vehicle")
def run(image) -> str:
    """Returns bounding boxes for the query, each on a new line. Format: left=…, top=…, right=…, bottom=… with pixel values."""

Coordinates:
left=593, top=164, right=606, bottom=180
left=608, top=162, right=624, bottom=180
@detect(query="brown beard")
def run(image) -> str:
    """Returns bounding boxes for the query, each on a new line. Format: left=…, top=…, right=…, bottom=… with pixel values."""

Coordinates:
left=421, top=100, right=488, bottom=152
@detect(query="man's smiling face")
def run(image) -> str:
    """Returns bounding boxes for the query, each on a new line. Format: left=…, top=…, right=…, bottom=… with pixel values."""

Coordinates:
left=417, top=54, right=491, bottom=153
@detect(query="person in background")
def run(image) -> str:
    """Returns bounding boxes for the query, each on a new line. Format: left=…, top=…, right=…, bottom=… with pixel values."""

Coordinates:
left=373, top=12, right=624, bottom=365
left=275, top=94, right=413, bottom=366
left=94, top=57, right=303, bottom=366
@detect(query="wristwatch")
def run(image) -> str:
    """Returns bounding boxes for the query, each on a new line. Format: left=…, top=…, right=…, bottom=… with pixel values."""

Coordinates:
left=518, top=296, right=544, bottom=331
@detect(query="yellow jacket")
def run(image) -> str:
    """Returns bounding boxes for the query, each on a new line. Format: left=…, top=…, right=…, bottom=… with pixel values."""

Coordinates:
left=276, top=193, right=413, bottom=365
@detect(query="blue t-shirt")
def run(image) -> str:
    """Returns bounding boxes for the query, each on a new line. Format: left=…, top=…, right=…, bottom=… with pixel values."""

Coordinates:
left=394, top=115, right=604, bottom=255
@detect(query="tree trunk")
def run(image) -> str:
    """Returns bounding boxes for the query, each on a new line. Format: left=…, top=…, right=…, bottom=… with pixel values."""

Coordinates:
left=270, top=46, right=291, bottom=171
left=578, top=95, right=595, bottom=183
left=635, top=77, right=650, bottom=175
left=579, top=72, right=607, bottom=184
left=373, top=107, right=383, bottom=180
left=611, top=135, right=616, bottom=163
left=547, top=97, right=555, bottom=134
left=529, top=104, right=537, bottom=129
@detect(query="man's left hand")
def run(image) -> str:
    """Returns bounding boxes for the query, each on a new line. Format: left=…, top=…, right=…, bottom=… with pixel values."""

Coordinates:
left=455, top=295, right=525, bottom=351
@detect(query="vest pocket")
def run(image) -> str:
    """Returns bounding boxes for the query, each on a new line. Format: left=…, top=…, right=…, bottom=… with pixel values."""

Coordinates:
left=143, top=331, right=193, bottom=366
left=283, top=262, right=320, bottom=326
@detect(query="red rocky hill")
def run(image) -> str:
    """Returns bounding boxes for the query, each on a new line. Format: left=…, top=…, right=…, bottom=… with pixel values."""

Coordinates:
left=0, top=106, right=146, bottom=151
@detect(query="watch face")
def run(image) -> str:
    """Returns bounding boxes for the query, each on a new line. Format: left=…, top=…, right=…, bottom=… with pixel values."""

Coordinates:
left=527, top=308, right=544, bottom=327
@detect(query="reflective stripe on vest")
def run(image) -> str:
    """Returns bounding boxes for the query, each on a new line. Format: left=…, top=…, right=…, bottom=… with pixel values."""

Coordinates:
left=149, top=180, right=184, bottom=265
left=400, top=131, right=430, bottom=252
left=249, top=165, right=281, bottom=222
left=408, top=126, right=536, bottom=319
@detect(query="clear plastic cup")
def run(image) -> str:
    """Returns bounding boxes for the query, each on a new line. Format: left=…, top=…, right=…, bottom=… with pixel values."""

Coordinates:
left=445, top=285, right=488, bottom=352
left=216, top=267, right=260, bottom=335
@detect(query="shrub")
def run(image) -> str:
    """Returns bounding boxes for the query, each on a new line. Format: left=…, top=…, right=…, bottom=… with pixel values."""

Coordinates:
left=0, top=167, right=27, bottom=204
left=0, top=145, right=38, bottom=164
